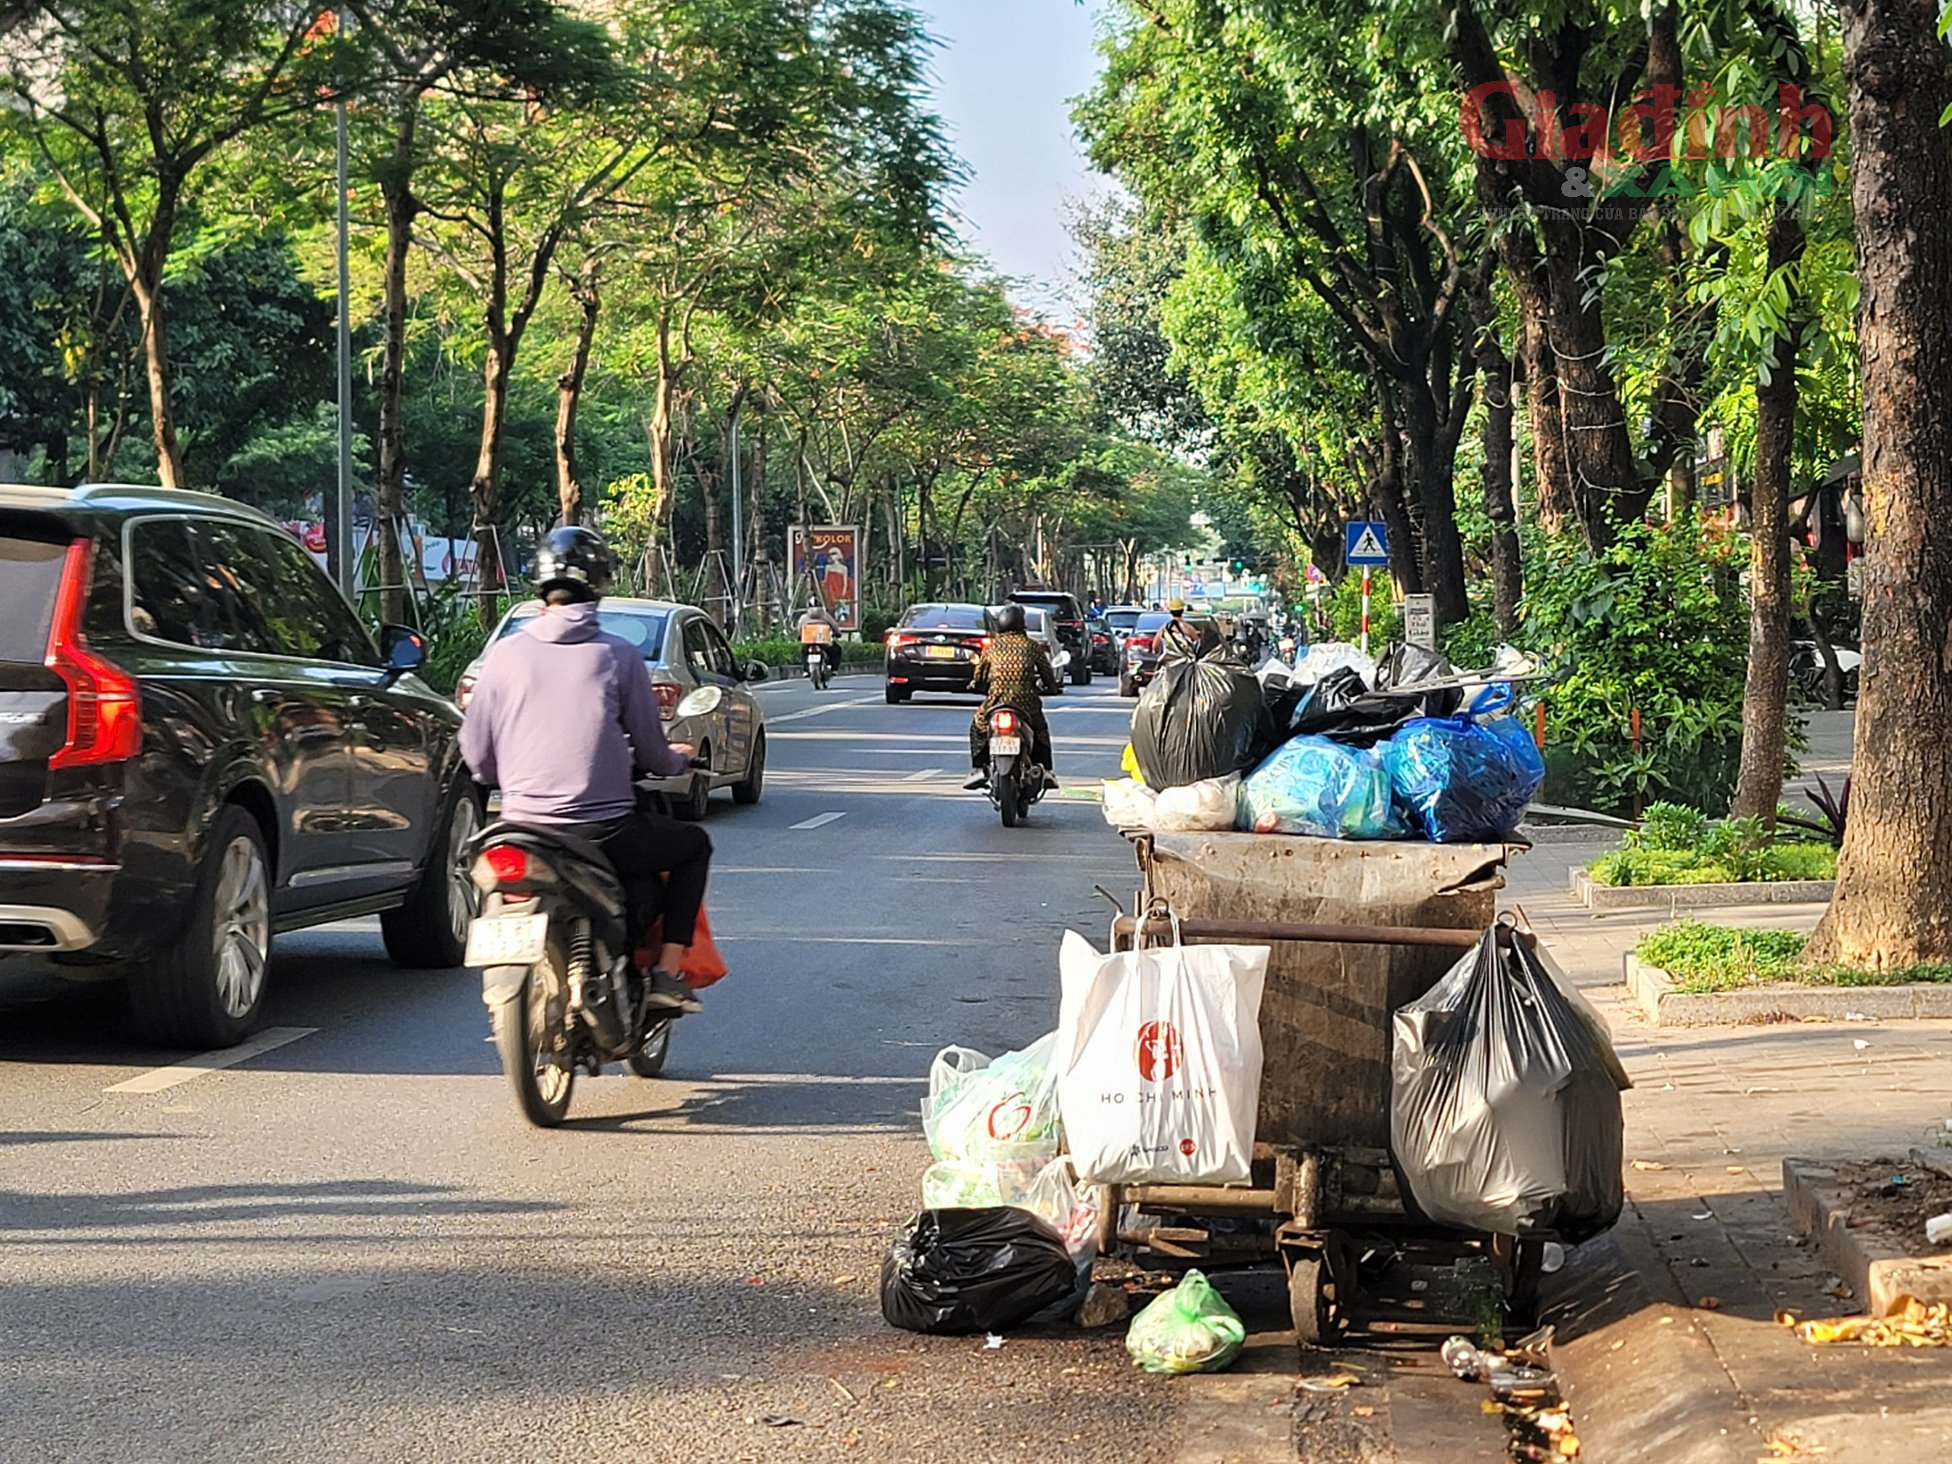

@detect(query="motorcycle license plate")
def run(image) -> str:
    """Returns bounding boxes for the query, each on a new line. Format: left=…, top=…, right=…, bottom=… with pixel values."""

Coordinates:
left=925, top=644, right=958, bottom=659
left=465, top=912, right=549, bottom=967
left=990, top=734, right=1022, bottom=755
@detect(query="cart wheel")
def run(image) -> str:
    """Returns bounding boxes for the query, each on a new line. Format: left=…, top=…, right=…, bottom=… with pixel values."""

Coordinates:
left=1287, top=1253, right=1331, bottom=1347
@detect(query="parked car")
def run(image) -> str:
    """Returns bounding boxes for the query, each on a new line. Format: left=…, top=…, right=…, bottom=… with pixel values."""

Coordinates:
left=1119, top=610, right=1212, bottom=696
left=1085, top=615, right=1120, bottom=675
left=885, top=602, right=990, bottom=702
left=1007, top=589, right=1092, bottom=685
left=456, top=597, right=766, bottom=820
left=1789, top=640, right=1861, bottom=706
left=0, top=483, right=476, bottom=1047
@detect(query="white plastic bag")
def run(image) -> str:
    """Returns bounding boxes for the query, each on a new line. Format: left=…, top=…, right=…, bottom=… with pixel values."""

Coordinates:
left=922, top=1032, right=1062, bottom=1165
left=1101, top=778, right=1159, bottom=829
left=919, top=1155, right=1100, bottom=1262
left=1152, top=774, right=1241, bottom=832
left=1292, top=641, right=1376, bottom=688
left=1055, top=931, right=1268, bottom=1185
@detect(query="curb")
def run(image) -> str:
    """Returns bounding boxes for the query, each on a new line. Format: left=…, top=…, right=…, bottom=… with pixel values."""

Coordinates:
left=1570, top=867, right=1833, bottom=909
left=1543, top=1220, right=1754, bottom=1464
left=1623, top=955, right=1952, bottom=1026
left=1782, top=1158, right=1952, bottom=1315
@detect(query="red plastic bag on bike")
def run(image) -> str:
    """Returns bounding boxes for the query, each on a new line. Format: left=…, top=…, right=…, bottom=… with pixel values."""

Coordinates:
left=636, top=900, right=728, bottom=989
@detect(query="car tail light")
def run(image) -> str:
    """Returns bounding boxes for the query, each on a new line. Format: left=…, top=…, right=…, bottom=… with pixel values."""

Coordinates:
left=992, top=709, right=1019, bottom=735
left=45, top=538, right=141, bottom=770
left=454, top=671, right=477, bottom=710
left=887, top=634, right=917, bottom=650
left=654, top=682, right=681, bottom=720
left=1128, top=635, right=1155, bottom=652
left=977, top=636, right=990, bottom=652
left=481, top=845, right=528, bottom=883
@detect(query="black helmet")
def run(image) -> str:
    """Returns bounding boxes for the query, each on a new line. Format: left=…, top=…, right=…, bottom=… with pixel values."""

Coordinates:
left=533, top=526, right=615, bottom=602
left=992, top=603, right=1026, bottom=634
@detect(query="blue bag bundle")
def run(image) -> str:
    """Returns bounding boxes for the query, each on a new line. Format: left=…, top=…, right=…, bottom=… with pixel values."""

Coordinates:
left=1384, top=688, right=1545, bottom=843
left=1236, top=734, right=1404, bottom=839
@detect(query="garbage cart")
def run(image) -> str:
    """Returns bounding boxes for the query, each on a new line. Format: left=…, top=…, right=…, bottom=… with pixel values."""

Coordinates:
left=1100, top=829, right=1542, bottom=1343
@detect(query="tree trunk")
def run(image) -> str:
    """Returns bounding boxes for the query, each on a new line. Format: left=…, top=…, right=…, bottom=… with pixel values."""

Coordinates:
left=645, top=310, right=683, bottom=576
left=1730, top=206, right=1804, bottom=823
left=1805, top=0, right=1952, bottom=969
left=1480, top=330, right=1523, bottom=632
left=375, top=102, right=419, bottom=626
left=554, top=261, right=600, bottom=526
left=128, top=251, right=186, bottom=490
left=1402, top=380, right=1469, bottom=624
left=470, top=335, right=512, bottom=614
left=1538, top=216, right=1648, bottom=543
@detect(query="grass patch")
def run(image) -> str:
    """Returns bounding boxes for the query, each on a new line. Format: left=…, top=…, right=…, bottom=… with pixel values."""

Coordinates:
left=1637, top=920, right=1952, bottom=993
left=1589, top=803, right=1838, bottom=886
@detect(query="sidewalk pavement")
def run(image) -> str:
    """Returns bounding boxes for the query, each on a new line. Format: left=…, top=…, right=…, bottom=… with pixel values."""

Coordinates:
left=1500, top=834, right=1952, bottom=1463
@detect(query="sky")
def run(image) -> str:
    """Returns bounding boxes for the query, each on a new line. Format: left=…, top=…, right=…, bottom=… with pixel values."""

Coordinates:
left=909, top=0, right=1110, bottom=318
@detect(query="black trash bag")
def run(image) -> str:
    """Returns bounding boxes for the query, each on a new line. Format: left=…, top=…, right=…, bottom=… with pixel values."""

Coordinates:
left=1290, top=666, right=1417, bottom=747
left=1289, top=644, right=1464, bottom=747
left=1131, top=632, right=1268, bottom=789
left=1373, top=643, right=1464, bottom=720
left=1390, top=926, right=1628, bottom=1243
left=880, top=1208, right=1079, bottom=1335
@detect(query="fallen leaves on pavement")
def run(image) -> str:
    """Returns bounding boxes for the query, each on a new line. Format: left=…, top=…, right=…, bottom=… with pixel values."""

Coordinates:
left=1779, top=1293, right=1952, bottom=1347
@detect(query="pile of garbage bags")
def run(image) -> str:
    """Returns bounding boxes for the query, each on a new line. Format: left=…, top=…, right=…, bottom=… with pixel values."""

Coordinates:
left=1106, top=639, right=1543, bottom=844
left=883, top=936, right=1270, bottom=1365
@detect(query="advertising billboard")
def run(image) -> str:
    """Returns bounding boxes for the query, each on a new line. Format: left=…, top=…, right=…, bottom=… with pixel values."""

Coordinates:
left=788, top=525, right=863, bottom=632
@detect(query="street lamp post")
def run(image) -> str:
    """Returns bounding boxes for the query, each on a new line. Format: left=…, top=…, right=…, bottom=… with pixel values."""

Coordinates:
left=332, top=61, right=354, bottom=594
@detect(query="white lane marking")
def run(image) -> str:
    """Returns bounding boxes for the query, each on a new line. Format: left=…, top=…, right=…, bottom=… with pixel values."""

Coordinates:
left=789, top=811, right=847, bottom=830
left=768, top=695, right=881, bottom=725
left=104, top=1026, right=318, bottom=1094
left=902, top=768, right=942, bottom=781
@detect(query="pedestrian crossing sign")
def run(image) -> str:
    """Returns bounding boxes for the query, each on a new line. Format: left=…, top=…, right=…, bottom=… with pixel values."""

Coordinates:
left=1345, top=520, right=1389, bottom=565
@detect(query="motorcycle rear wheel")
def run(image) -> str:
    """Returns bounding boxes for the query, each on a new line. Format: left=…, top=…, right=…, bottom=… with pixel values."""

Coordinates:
left=492, top=968, right=575, bottom=1127
left=627, top=1019, right=672, bottom=1077
left=998, top=766, right=1021, bottom=827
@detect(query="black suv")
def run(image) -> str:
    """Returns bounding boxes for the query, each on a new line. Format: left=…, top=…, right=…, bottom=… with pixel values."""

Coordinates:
left=1007, top=589, right=1091, bottom=685
left=0, top=485, right=478, bottom=1048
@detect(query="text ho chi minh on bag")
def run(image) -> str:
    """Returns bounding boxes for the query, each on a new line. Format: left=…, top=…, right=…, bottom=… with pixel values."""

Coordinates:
left=1055, top=930, right=1268, bottom=1186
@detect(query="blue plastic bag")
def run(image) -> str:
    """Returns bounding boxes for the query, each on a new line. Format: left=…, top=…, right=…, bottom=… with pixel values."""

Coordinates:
left=1236, top=735, right=1403, bottom=839
left=1385, top=690, right=1544, bottom=843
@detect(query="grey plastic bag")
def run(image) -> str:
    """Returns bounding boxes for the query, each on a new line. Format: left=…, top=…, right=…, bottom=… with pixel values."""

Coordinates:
left=1389, top=926, right=1626, bottom=1242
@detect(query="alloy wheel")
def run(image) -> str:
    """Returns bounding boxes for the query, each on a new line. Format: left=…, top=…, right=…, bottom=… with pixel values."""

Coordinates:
left=212, top=836, right=270, bottom=1019
left=443, top=795, right=482, bottom=947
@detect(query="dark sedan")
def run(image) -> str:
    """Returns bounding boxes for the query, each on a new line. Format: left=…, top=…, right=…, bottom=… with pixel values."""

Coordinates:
left=1119, top=611, right=1213, bottom=696
left=885, top=602, right=990, bottom=703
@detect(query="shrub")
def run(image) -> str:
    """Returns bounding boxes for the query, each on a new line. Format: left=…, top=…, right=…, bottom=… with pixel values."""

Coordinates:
left=1520, top=511, right=1787, bottom=814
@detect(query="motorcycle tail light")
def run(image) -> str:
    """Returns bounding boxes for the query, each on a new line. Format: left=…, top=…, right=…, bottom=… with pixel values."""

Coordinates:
left=993, top=709, right=1019, bottom=734
left=481, top=845, right=528, bottom=883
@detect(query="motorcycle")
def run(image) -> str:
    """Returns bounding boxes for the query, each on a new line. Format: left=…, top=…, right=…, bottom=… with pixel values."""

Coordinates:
left=983, top=704, right=1049, bottom=828
left=464, top=684, right=722, bottom=1127
left=803, top=634, right=832, bottom=690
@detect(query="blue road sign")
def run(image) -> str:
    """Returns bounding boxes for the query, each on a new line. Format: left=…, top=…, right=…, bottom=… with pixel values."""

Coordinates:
left=1345, top=520, right=1390, bottom=565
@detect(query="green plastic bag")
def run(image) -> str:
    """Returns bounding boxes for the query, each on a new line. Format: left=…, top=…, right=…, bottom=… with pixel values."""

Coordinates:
left=1124, top=1269, right=1246, bottom=1375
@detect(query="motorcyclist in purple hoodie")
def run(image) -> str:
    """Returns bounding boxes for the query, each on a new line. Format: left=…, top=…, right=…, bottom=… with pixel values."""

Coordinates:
left=459, top=526, right=709, bottom=1017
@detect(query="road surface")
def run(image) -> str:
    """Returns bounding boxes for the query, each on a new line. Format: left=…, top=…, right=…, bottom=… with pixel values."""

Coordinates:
left=0, top=673, right=1507, bottom=1463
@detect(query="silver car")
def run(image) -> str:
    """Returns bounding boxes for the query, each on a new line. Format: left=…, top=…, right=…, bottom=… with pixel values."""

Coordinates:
left=455, top=597, right=766, bottom=819
left=1019, top=605, right=1070, bottom=694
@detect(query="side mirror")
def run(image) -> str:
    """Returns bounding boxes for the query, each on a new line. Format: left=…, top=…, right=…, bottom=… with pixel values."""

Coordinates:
left=744, top=659, right=769, bottom=683
left=674, top=684, right=724, bottom=720
left=380, top=624, right=425, bottom=673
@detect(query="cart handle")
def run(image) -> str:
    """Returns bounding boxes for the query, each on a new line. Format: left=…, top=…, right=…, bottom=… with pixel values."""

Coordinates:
left=1110, top=915, right=1527, bottom=950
